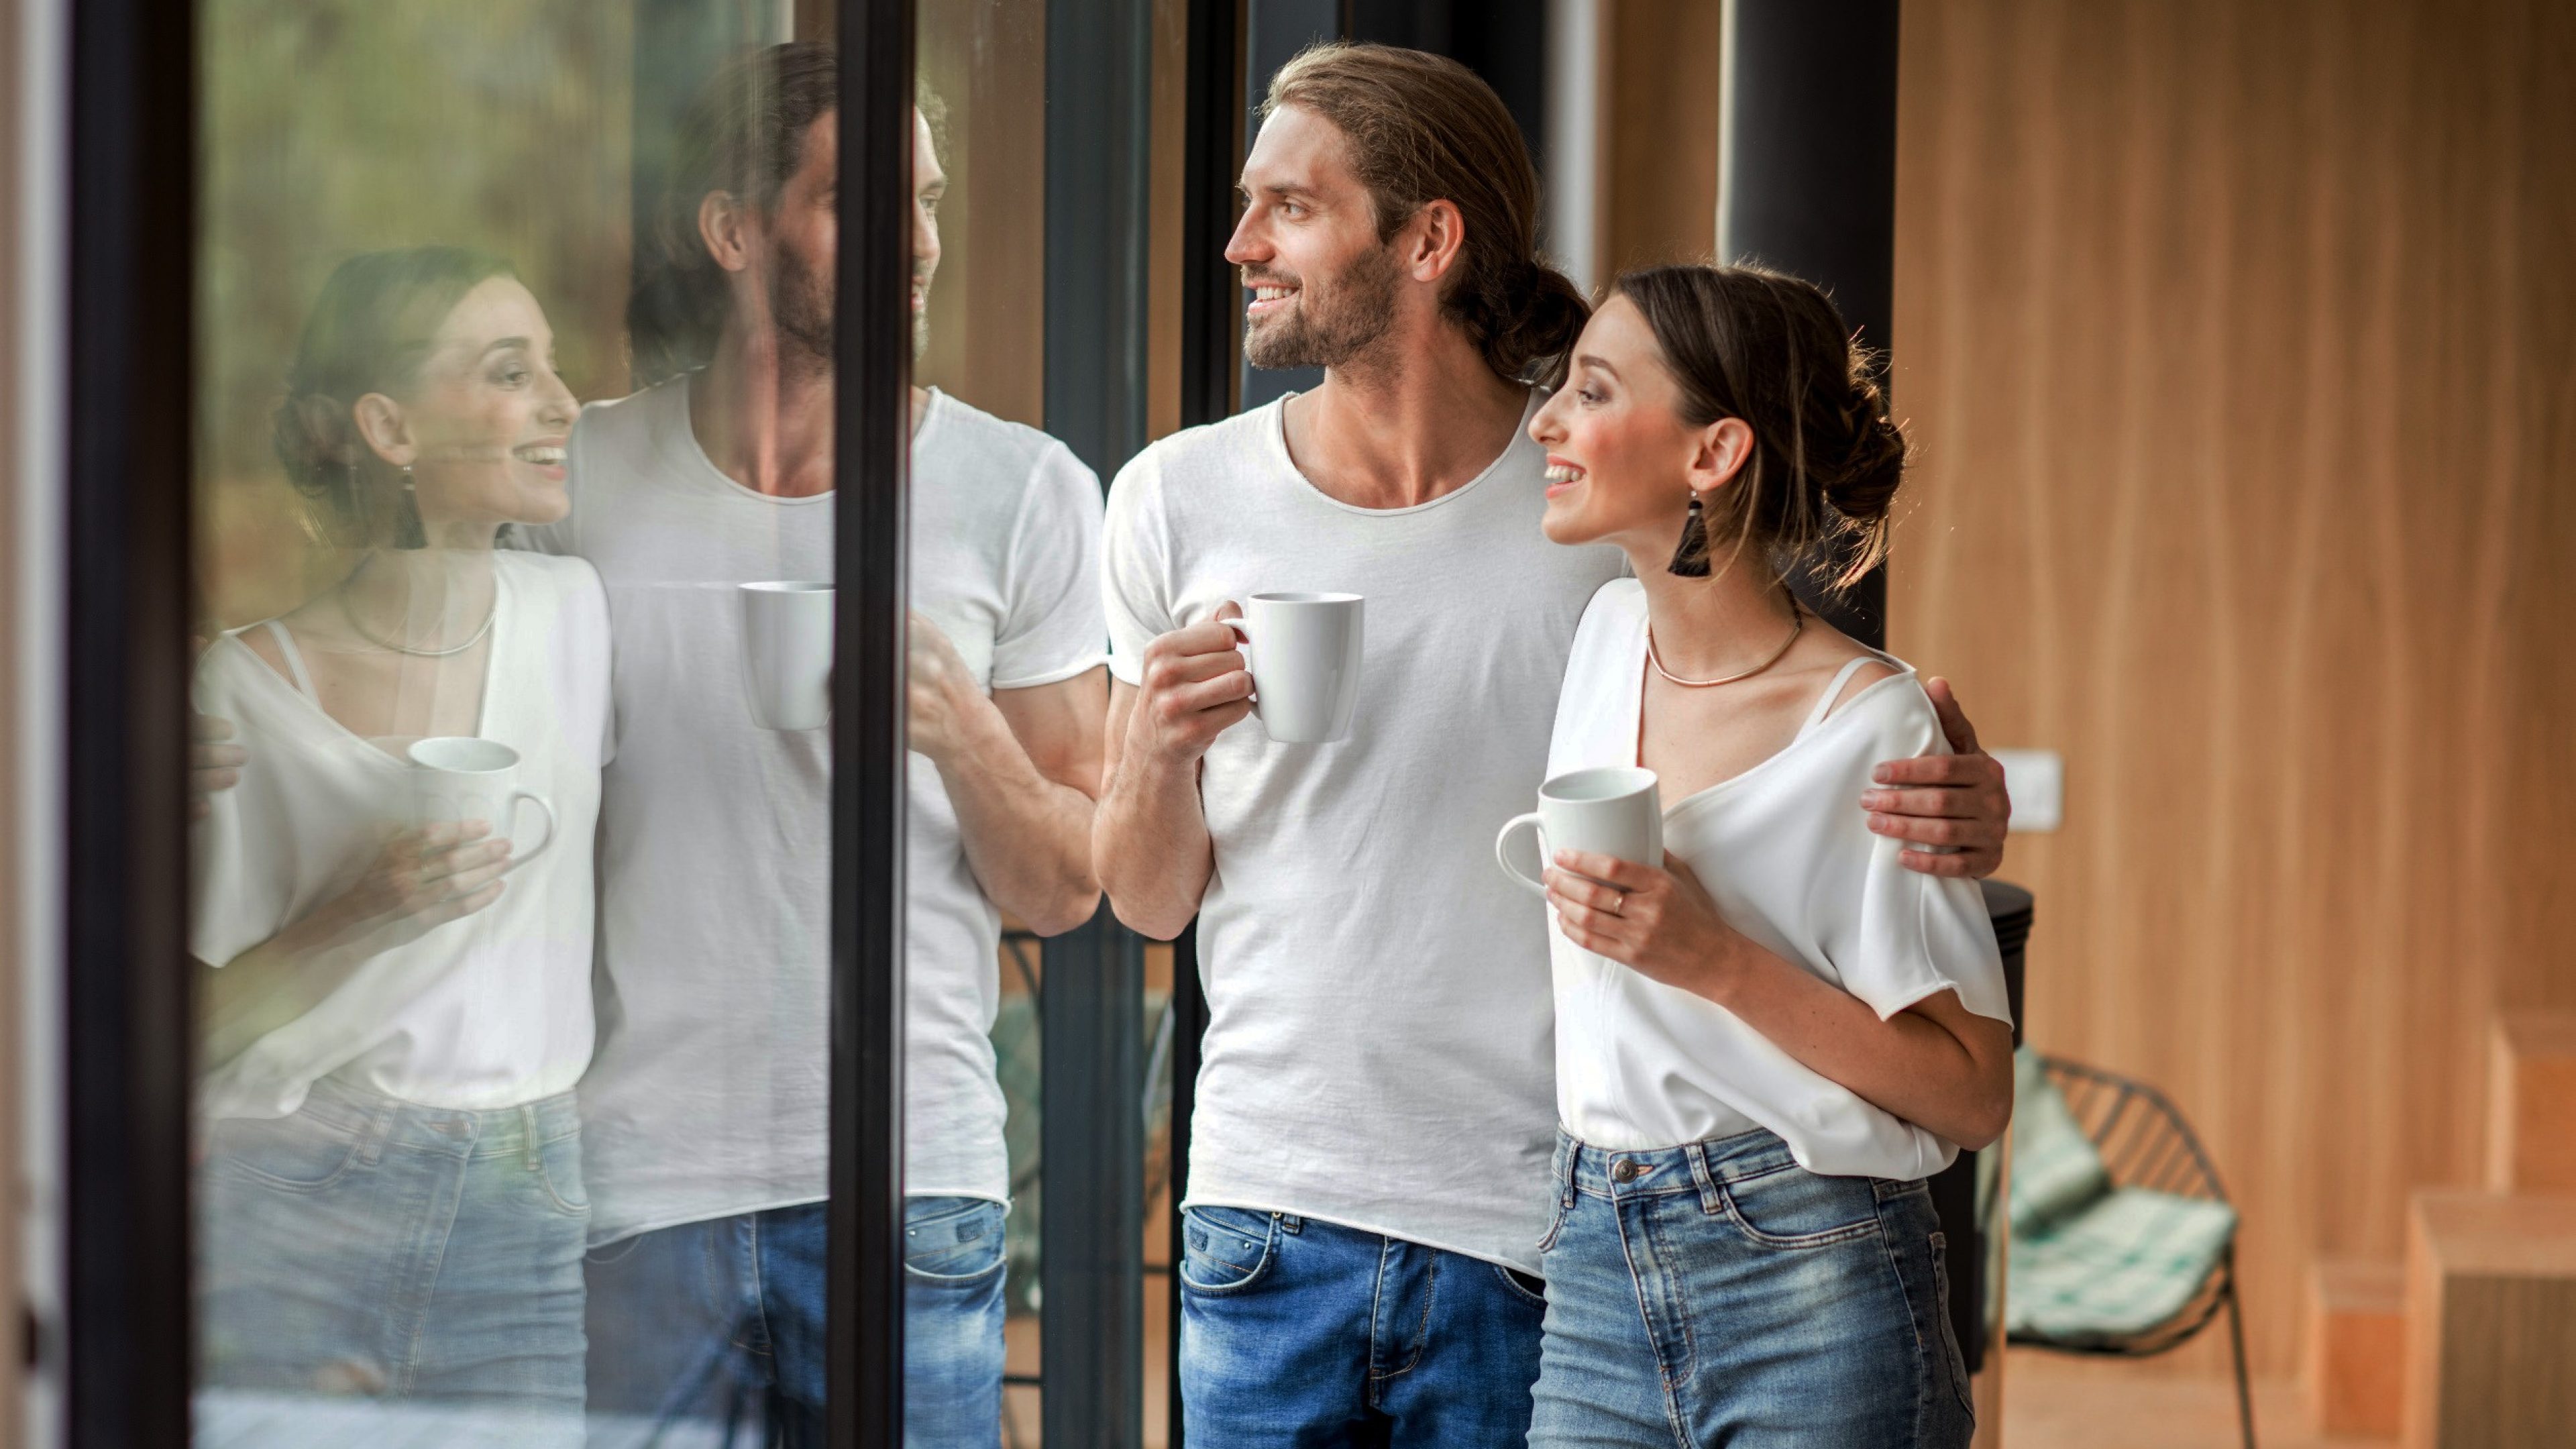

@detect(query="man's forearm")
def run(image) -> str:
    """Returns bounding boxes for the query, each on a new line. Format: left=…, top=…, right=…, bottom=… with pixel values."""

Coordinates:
left=934, top=697, right=1101, bottom=937
left=1093, top=745, right=1215, bottom=941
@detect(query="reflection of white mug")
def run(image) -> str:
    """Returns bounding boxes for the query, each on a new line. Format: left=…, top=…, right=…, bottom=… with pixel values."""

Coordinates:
left=1495, top=766, right=1664, bottom=894
left=1221, top=592, right=1364, bottom=745
left=408, top=737, right=557, bottom=873
left=741, top=581, right=835, bottom=731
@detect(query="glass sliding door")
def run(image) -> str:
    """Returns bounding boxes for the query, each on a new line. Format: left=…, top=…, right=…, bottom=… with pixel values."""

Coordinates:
left=906, top=1, right=1167, bottom=1445
left=57, top=0, right=1219, bottom=1438
left=52, top=0, right=911, bottom=1442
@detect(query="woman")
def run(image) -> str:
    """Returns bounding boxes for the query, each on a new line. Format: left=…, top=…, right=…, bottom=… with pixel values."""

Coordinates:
left=1519, top=264, right=2015, bottom=1448
left=189, top=246, right=608, bottom=1430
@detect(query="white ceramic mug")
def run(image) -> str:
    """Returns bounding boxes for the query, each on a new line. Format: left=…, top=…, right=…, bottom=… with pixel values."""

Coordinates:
left=1221, top=592, right=1365, bottom=745
left=740, top=581, right=835, bottom=731
left=1494, top=765, right=1664, bottom=894
left=407, top=736, right=557, bottom=873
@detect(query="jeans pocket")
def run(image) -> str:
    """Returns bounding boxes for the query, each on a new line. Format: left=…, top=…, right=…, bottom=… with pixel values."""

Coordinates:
left=208, top=1108, right=370, bottom=1193
left=1721, top=1163, right=1884, bottom=1247
left=905, top=1198, right=1008, bottom=1283
left=533, top=1128, right=590, bottom=1216
left=1492, top=1261, right=1550, bottom=1309
left=1177, top=1205, right=1276, bottom=1295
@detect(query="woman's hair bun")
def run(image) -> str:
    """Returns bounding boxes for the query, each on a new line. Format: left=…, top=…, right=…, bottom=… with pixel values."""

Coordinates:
left=1814, top=370, right=1907, bottom=527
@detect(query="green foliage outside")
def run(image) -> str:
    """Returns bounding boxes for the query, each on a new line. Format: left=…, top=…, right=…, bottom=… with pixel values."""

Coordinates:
left=196, top=0, right=639, bottom=623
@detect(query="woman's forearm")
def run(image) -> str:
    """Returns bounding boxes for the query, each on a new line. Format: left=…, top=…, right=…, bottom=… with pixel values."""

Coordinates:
left=198, top=908, right=372, bottom=1066
left=1706, top=938, right=2013, bottom=1150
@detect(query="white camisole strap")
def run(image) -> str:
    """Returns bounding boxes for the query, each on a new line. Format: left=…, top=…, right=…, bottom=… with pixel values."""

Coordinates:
left=1796, top=655, right=1884, bottom=740
left=258, top=619, right=321, bottom=700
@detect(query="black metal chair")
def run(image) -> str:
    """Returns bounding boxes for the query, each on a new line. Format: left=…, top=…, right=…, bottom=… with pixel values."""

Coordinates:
left=2008, top=1056, right=2256, bottom=1448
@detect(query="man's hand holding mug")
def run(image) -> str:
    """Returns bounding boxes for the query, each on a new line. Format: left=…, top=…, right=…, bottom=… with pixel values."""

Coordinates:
left=1128, top=605, right=1257, bottom=766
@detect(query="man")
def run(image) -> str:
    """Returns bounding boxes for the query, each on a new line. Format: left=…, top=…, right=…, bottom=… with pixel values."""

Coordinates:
left=1093, top=43, right=2009, bottom=1444
left=535, top=44, right=1107, bottom=1445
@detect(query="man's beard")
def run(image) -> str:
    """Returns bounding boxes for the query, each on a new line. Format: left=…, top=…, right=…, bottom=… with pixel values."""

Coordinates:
left=912, top=270, right=933, bottom=361
left=772, top=244, right=835, bottom=370
left=1242, top=242, right=1401, bottom=371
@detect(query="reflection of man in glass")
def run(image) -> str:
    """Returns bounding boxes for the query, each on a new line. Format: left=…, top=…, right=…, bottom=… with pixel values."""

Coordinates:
left=525, top=43, right=1107, bottom=1445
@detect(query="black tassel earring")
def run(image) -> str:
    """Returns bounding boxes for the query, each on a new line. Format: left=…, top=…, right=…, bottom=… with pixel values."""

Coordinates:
left=1666, top=492, right=1711, bottom=577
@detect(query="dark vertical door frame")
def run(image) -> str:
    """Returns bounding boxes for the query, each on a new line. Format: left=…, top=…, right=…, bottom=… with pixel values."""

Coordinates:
left=63, top=0, right=197, bottom=1442
left=1165, top=5, right=1246, bottom=1444
left=828, top=0, right=918, bottom=1442
left=1717, top=0, right=1900, bottom=649
left=1166, top=3, right=1247, bottom=1444
left=1038, top=0, right=1157, bottom=1443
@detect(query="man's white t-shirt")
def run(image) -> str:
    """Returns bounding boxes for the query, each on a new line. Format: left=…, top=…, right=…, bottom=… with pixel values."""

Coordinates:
left=189, top=551, right=612, bottom=1121
left=1544, top=580, right=2012, bottom=1175
left=1101, top=390, right=1625, bottom=1273
left=524, top=378, right=1106, bottom=1245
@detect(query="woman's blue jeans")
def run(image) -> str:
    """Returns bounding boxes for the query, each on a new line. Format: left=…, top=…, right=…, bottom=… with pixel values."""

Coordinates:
left=1527, top=1128, right=1975, bottom=1448
left=197, top=1079, right=590, bottom=1436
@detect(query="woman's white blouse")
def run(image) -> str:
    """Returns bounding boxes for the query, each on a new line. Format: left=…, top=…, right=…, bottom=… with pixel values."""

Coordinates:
left=189, top=551, right=612, bottom=1120
left=1542, top=580, right=2012, bottom=1179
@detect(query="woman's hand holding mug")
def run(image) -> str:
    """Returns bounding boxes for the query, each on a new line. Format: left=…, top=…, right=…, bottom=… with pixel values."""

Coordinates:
left=280, top=821, right=513, bottom=961
left=1544, top=851, right=1751, bottom=1002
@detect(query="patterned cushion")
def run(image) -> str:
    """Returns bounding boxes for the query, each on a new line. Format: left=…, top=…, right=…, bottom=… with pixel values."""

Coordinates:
left=2006, top=1185, right=2238, bottom=1344
left=2008, top=1047, right=2111, bottom=1235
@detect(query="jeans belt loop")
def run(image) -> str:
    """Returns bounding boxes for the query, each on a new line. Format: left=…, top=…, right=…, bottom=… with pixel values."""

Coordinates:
left=522, top=1104, right=543, bottom=1171
left=1561, top=1140, right=1580, bottom=1208
left=1686, top=1140, right=1725, bottom=1216
left=358, top=1107, right=392, bottom=1167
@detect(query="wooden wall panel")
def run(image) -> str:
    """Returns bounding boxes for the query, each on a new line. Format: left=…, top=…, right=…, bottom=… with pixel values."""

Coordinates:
left=915, top=0, right=1048, bottom=429
left=1600, top=0, right=1721, bottom=276
left=1889, top=0, right=2576, bottom=1375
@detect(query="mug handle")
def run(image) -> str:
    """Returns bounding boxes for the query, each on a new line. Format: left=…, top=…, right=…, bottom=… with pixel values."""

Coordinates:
left=1494, top=812, right=1550, bottom=895
left=500, top=790, right=557, bottom=875
left=1220, top=616, right=1262, bottom=717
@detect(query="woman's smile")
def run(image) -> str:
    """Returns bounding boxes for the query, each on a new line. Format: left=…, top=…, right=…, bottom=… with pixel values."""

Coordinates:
left=513, top=437, right=570, bottom=482
left=1544, top=455, right=1587, bottom=498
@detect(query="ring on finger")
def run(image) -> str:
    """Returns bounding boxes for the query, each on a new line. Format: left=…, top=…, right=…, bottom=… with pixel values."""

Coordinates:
left=1607, top=892, right=1624, bottom=918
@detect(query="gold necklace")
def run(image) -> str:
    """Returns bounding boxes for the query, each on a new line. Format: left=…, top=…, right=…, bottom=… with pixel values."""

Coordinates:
left=1646, top=594, right=1803, bottom=688
left=337, top=557, right=496, bottom=659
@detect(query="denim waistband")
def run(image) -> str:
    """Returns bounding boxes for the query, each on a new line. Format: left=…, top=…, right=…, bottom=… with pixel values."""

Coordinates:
left=292, top=1076, right=583, bottom=1161
left=1550, top=1125, right=1810, bottom=1210
left=1550, top=1126, right=1928, bottom=1220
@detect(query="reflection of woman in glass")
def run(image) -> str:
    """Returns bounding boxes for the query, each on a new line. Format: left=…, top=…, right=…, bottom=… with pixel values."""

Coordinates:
left=189, top=246, right=608, bottom=1431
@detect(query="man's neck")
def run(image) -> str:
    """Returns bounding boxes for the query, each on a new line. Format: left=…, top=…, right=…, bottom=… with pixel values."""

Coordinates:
left=1280, top=327, right=1531, bottom=511
left=689, top=321, right=837, bottom=498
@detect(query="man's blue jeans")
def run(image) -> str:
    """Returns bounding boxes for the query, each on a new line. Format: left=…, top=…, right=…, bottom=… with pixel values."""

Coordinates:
left=584, top=1195, right=1007, bottom=1447
left=1177, top=1205, right=1548, bottom=1446
left=1527, top=1129, right=1976, bottom=1448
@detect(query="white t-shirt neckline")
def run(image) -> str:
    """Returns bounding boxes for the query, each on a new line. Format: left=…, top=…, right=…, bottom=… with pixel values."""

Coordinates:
left=653, top=370, right=839, bottom=508
left=1263, top=388, right=1545, bottom=519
